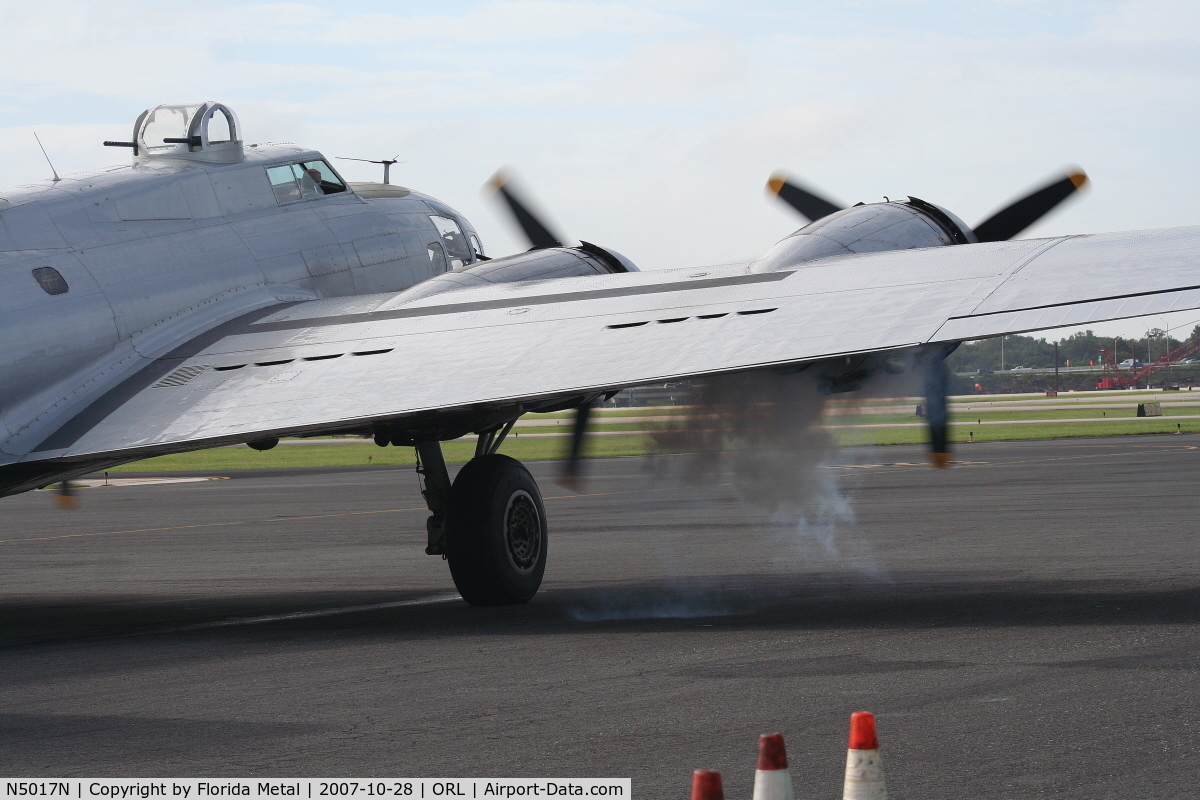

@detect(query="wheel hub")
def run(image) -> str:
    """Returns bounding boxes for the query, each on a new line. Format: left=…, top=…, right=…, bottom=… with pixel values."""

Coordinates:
left=504, top=490, right=541, bottom=574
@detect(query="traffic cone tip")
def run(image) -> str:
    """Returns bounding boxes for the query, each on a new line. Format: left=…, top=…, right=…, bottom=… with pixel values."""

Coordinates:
left=757, top=733, right=788, bottom=770
left=690, top=769, right=723, bottom=800
left=848, top=711, right=878, bottom=750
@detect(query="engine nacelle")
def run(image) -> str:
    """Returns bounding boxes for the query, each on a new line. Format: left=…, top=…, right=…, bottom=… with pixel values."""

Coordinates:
left=752, top=196, right=975, bottom=273
left=388, top=241, right=638, bottom=305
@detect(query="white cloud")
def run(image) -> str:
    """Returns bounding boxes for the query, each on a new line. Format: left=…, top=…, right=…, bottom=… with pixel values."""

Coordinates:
left=1089, top=0, right=1200, bottom=41
left=580, top=33, right=745, bottom=104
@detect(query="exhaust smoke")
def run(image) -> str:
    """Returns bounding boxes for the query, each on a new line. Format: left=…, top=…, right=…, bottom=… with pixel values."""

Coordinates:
left=566, top=365, right=920, bottom=622
left=647, top=368, right=893, bottom=578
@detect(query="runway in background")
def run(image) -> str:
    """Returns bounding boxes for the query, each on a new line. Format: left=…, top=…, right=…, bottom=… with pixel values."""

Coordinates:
left=2, top=437, right=1198, bottom=798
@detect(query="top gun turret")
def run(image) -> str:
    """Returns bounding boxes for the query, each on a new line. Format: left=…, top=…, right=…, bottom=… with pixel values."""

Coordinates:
left=104, top=101, right=244, bottom=164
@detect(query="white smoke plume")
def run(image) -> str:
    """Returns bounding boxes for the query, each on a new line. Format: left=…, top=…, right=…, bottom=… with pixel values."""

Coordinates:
left=645, top=368, right=891, bottom=578
left=565, top=366, right=917, bottom=622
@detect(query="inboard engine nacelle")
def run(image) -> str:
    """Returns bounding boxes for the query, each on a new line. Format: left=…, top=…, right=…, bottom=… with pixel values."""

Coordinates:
left=389, top=240, right=638, bottom=305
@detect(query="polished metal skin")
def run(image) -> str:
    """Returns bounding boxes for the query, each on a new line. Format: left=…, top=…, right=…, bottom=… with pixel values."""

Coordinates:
left=0, top=103, right=628, bottom=492
left=751, top=199, right=975, bottom=272
left=1, top=102, right=1198, bottom=496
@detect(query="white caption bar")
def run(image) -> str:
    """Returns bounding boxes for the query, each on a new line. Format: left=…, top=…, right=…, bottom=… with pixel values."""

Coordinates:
left=1, top=781, right=630, bottom=800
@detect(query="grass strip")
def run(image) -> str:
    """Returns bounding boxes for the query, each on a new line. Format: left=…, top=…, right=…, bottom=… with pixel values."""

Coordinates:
left=109, top=436, right=650, bottom=472
left=108, top=417, right=1196, bottom=472
left=835, top=419, right=1194, bottom=446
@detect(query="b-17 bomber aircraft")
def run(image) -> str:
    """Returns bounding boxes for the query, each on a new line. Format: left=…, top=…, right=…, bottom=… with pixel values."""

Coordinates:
left=3, top=101, right=1198, bottom=605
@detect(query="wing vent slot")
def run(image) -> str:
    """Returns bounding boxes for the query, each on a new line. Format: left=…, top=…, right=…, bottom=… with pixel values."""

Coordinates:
left=303, top=353, right=343, bottom=361
left=153, top=364, right=209, bottom=388
left=352, top=348, right=394, bottom=356
left=607, top=310, right=772, bottom=329
left=255, top=359, right=295, bottom=366
left=214, top=364, right=246, bottom=371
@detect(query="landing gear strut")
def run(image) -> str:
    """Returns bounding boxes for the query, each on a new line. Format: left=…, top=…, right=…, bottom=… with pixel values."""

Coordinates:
left=415, top=431, right=547, bottom=606
left=415, top=441, right=452, bottom=556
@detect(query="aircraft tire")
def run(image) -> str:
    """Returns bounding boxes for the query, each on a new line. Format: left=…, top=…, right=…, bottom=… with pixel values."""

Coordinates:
left=445, top=454, right=547, bottom=606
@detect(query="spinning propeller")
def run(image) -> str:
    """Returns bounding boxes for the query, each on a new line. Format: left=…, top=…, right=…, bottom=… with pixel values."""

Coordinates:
left=764, top=175, right=842, bottom=222
left=55, top=480, right=77, bottom=509
left=487, top=172, right=564, bottom=249
left=972, top=171, right=1090, bottom=242
left=767, top=167, right=1090, bottom=467
left=486, top=172, right=593, bottom=487
left=767, top=167, right=1088, bottom=234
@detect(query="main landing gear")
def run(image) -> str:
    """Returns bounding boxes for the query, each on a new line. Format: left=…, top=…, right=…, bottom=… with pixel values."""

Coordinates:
left=415, top=431, right=547, bottom=606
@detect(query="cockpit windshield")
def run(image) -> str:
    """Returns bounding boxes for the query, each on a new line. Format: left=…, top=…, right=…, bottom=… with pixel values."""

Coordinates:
left=430, top=215, right=473, bottom=268
left=266, top=160, right=347, bottom=204
left=301, top=161, right=346, bottom=195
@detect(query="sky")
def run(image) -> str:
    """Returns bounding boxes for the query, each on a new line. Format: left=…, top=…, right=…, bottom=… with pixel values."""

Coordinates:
left=2, top=0, right=1199, bottom=340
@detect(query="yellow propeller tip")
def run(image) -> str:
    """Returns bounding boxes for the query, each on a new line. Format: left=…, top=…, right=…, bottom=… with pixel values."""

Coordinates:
left=929, top=452, right=952, bottom=469
left=555, top=471, right=584, bottom=493
left=1068, top=171, right=1089, bottom=189
left=54, top=494, right=78, bottom=510
left=766, top=176, right=787, bottom=197
left=486, top=171, right=511, bottom=194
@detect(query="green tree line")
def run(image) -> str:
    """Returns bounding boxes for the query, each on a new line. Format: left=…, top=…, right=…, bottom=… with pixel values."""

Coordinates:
left=947, top=324, right=1200, bottom=372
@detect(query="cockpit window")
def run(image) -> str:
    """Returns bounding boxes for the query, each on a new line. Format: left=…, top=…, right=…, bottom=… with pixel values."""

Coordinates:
left=430, top=215, right=473, bottom=268
left=300, top=160, right=346, bottom=195
left=427, top=241, right=448, bottom=273
left=267, top=165, right=302, bottom=203
left=295, top=165, right=323, bottom=200
left=266, top=160, right=347, bottom=204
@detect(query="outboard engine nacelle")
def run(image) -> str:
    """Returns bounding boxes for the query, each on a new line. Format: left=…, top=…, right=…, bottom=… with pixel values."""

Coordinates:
left=752, top=197, right=976, bottom=273
left=385, top=241, right=638, bottom=305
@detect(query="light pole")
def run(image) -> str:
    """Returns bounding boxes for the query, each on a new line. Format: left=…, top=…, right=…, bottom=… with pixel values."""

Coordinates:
left=1160, top=316, right=1173, bottom=365
left=1054, top=341, right=1060, bottom=394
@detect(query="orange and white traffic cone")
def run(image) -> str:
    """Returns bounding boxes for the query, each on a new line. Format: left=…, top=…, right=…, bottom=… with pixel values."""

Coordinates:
left=842, top=711, right=886, bottom=800
left=690, top=769, right=724, bottom=800
left=752, top=733, right=794, bottom=800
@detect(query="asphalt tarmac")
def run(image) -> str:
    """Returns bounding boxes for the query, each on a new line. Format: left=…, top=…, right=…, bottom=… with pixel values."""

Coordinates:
left=2, top=436, right=1199, bottom=798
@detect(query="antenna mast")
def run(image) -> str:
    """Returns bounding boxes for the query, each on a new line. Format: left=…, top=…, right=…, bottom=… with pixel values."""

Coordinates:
left=336, top=155, right=404, bottom=185
left=33, top=132, right=61, bottom=182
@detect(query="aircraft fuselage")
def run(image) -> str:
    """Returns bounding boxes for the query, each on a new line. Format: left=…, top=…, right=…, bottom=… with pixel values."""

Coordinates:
left=0, top=142, right=481, bottom=451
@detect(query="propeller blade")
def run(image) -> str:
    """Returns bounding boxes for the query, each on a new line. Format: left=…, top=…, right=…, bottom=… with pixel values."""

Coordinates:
left=765, top=171, right=843, bottom=222
left=557, top=400, right=593, bottom=490
left=973, top=169, right=1089, bottom=243
left=54, top=479, right=77, bottom=509
left=487, top=172, right=563, bottom=249
left=924, top=345, right=955, bottom=468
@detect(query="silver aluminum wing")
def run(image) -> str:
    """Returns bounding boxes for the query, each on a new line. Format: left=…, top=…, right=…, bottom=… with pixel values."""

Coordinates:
left=8, top=225, right=1200, bottom=493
